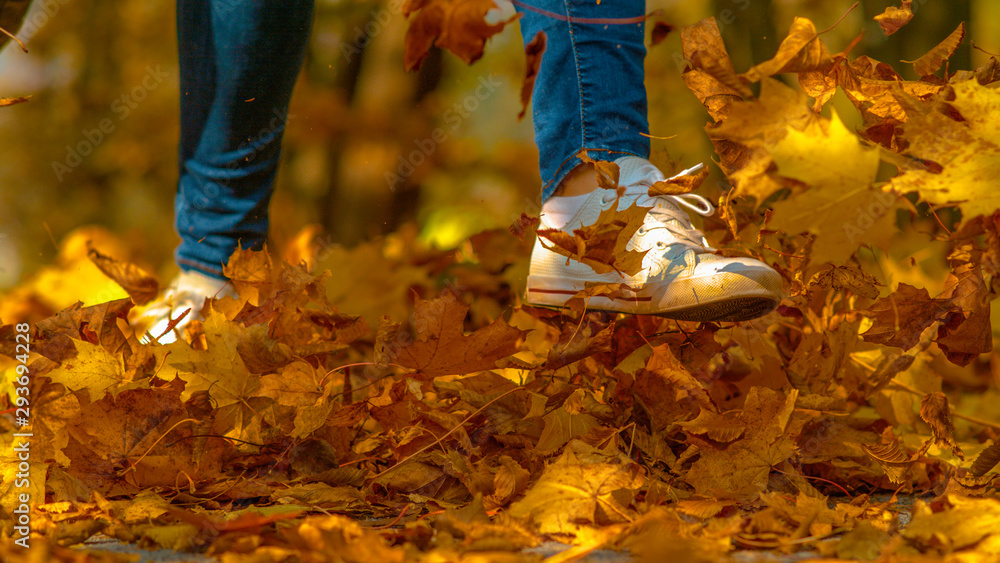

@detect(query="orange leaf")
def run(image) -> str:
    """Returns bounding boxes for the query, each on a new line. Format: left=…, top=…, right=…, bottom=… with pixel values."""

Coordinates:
left=936, top=261, right=992, bottom=366
left=741, top=17, right=832, bottom=83
left=0, top=95, right=30, bottom=107
left=507, top=212, right=539, bottom=243
left=647, top=167, right=708, bottom=196
left=971, top=442, right=1000, bottom=477
left=403, top=0, right=516, bottom=71
left=576, top=150, right=620, bottom=190
left=87, top=245, right=159, bottom=306
left=858, top=283, right=954, bottom=349
left=680, top=18, right=748, bottom=122
left=873, top=0, right=913, bottom=37
left=861, top=427, right=911, bottom=484
left=392, top=290, right=526, bottom=376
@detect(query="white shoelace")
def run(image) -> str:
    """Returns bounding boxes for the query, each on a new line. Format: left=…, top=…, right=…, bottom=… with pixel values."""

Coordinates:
left=614, top=160, right=716, bottom=252
left=638, top=192, right=714, bottom=251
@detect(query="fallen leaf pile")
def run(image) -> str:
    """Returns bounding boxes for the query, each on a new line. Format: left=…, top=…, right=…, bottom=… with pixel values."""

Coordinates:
left=3, top=5, right=1000, bottom=562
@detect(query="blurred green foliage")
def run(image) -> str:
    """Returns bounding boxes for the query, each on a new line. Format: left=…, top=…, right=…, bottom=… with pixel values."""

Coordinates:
left=0, top=0, right=992, bottom=289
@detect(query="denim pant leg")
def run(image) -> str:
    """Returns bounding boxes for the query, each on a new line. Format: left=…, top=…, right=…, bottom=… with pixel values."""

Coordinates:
left=516, top=0, right=650, bottom=202
left=175, top=0, right=313, bottom=279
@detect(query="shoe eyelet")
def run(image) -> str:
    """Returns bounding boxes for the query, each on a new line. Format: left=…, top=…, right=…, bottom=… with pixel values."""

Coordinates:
left=655, top=241, right=667, bottom=249
left=637, top=226, right=647, bottom=235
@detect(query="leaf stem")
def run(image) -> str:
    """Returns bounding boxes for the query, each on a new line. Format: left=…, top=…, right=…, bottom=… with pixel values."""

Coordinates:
left=370, top=386, right=527, bottom=480
left=120, top=418, right=199, bottom=474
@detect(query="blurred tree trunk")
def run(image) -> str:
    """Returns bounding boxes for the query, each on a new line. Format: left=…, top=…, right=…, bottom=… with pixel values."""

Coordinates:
left=714, top=0, right=777, bottom=74
left=320, top=9, right=442, bottom=246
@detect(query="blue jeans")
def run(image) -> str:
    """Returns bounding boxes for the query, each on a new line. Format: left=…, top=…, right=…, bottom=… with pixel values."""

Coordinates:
left=174, top=0, right=649, bottom=278
left=516, top=0, right=650, bottom=201
left=175, top=0, right=313, bottom=278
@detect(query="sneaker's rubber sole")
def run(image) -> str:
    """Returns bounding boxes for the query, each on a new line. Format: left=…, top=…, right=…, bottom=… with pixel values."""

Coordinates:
left=525, top=271, right=781, bottom=323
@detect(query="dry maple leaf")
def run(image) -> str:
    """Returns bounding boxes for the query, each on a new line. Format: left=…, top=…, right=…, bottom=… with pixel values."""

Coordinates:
left=741, top=17, right=832, bottom=83
left=507, top=212, right=539, bottom=243
left=806, top=264, right=881, bottom=300
left=704, top=78, right=818, bottom=204
left=392, top=290, right=525, bottom=376
left=34, top=298, right=134, bottom=361
left=485, top=455, right=530, bottom=508
left=86, top=245, right=159, bottom=306
left=951, top=55, right=1000, bottom=87
left=507, top=440, right=643, bottom=536
left=890, top=80, right=1000, bottom=225
left=644, top=343, right=716, bottom=413
left=576, top=150, right=621, bottom=190
left=873, top=0, right=913, bottom=36
left=45, top=339, right=139, bottom=400
left=676, top=409, right=745, bottom=442
left=17, top=377, right=80, bottom=466
left=159, top=311, right=265, bottom=445
left=684, top=387, right=799, bottom=496
left=681, top=17, right=751, bottom=122
left=518, top=31, right=545, bottom=120
left=647, top=166, right=709, bottom=196
left=402, top=0, right=515, bottom=71
left=839, top=56, right=944, bottom=129
left=0, top=96, right=29, bottom=107
left=66, top=387, right=191, bottom=492
left=935, top=261, right=993, bottom=366
left=765, top=110, right=897, bottom=266
left=544, top=322, right=614, bottom=370
left=536, top=199, right=649, bottom=277
left=902, top=495, right=1000, bottom=550
left=858, top=283, right=954, bottom=349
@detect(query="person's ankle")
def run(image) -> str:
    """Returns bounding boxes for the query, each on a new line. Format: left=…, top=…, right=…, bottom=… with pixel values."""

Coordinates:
left=553, top=163, right=600, bottom=197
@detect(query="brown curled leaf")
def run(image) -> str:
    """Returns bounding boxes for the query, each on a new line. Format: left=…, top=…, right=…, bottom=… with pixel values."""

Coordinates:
left=519, top=31, right=546, bottom=120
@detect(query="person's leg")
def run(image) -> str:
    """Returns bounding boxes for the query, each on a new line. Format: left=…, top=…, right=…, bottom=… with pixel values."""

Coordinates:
left=518, top=1, right=782, bottom=322
left=132, top=0, right=313, bottom=344
left=515, top=0, right=649, bottom=201
left=175, top=0, right=313, bottom=279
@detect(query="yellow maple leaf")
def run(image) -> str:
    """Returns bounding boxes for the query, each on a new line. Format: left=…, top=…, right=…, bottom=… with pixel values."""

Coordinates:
left=903, top=494, right=1000, bottom=550
left=766, top=110, right=902, bottom=265
left=890, top=80, right=1000, bottom=224
left=709, top=78, right=820, bottom=204
left=159, top=311, right=262, bottom=446
left=507, top=440, right=643, bottom=537
left=162, top=311, right=257, bottom=406
left=684, top=387, right=799, bottom=496
left=46, top=339, right=142, bottom=399
left=0, top=442, right=46, bottom=523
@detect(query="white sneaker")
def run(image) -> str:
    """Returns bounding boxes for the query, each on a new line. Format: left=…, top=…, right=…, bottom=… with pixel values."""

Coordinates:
left=525, top=156, right=781, bottom=322
left=130, top=269, right=236, bottom=344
